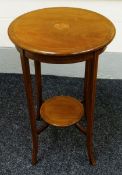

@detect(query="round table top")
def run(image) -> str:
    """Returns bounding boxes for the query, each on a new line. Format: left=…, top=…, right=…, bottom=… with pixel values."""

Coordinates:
left=8, top=7, right=115, bottom=56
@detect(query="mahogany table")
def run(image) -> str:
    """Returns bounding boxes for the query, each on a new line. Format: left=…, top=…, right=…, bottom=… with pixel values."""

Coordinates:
left=8, top=7, right=115, bottom=165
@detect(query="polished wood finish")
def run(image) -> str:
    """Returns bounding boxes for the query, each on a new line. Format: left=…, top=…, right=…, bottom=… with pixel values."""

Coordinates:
left=84, top=53, right=98, bottom=165
left=20, top=51, right=38, bottom=165
left=8, top=7, right=115, bottom=56
left=8, top=7, right=115, bottom=165
left=34, top=60, right=42, bottom=120
left=40, top=96, right=84, bottom=127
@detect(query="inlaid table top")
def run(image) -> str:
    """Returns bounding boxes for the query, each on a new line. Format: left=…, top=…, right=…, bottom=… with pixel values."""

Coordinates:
left=8, top=7, right=115, bottom=56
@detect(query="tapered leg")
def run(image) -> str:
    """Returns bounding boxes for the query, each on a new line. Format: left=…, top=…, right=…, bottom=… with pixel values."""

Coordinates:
left=84, top=52, right=98, bottom=165
left=20, top=53, right=38, bottom=165
left=84, top=61, right=89, bottom=117
left=34, top=60, right=42, bottom=120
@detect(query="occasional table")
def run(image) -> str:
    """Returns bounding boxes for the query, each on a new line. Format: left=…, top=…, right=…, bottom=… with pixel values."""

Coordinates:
left=8, top=7, right=115, bottom=165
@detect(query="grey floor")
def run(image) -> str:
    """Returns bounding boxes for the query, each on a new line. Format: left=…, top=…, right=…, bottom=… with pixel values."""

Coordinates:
left=0, top=74, right=122, bottom=175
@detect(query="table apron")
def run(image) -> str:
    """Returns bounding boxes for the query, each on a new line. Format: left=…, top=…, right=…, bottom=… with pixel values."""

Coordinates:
left=17, top=47, right=106, bottom=64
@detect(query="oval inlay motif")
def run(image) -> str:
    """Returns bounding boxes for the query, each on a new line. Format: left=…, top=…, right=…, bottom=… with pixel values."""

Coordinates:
left=54, top=23, right=70, bottom=30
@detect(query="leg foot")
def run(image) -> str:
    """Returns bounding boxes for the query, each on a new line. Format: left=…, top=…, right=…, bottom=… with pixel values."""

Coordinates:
left=87, top=148, right=96, bottom=165
left=87, top=138, right=96, bottom=166
left=32, top=147, right=38, bottom=165
left=90, top=157, right=96, bottom=166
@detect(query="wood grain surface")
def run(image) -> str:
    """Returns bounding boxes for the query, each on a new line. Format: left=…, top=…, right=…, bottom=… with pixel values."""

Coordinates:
left=40, top=96, right=84, bottom=127
left=8, top=7, right=115, bottom=56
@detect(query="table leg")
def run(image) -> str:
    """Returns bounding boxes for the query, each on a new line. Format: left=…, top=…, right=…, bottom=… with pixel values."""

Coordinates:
left=20, top=53, right=38, bottom=165
left=84, top=59, right=90, bottom=117
left=34, top=60, right=42, bottom=120
left=84, top=53, right=98, bottom=165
